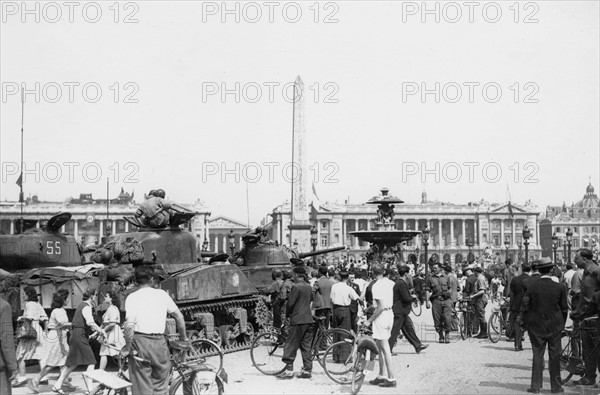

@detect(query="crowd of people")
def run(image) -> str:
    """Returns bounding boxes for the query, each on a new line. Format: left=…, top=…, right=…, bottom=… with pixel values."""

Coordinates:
left=0, top=265, right=188, bottom=395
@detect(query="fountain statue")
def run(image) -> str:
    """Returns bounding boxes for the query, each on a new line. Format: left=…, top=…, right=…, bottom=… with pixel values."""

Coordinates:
left=350, top=188, right=421, bottom=268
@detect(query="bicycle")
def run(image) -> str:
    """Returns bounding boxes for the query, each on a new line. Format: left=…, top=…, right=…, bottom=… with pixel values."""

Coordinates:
left=488, top=296, right=509, bottom=343
left=85, top=338, right=226, bottom=395
left=250, top=315, right=353, bottom=377
left=458, top=299, right=480, bottom=340
left=556, top=316, right=597, bottom=386
left=322, top=322, right=378, bottom=394
left=410, top=291, right=422, bottom=317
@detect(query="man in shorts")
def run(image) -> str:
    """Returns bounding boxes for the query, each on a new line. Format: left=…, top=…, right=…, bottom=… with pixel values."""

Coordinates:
left=365, top=264, right=396, bottom=388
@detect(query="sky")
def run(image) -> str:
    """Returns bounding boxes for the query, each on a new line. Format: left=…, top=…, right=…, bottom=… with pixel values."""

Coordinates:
left=1, top=1, right=599, bottom=225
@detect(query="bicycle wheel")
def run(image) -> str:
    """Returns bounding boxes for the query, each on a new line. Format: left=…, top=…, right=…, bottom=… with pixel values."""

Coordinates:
left=169, top=371, right=224, bottom=395
left=322, top=340, right=355, bottom=384
left=350, top=350, right=367, bottom=395
left=488, top=312, right=502, bottom=343
left=411, top=299, right=422, bottom=316
left=315, top=328, right=354, bottom=368
left=250, top=331, right=287, bottom=375
left=556, top=330, right=580, bottom=386
left=459, top=313, right=466, bottom=340
left=185, top=339, right=224, bottom=374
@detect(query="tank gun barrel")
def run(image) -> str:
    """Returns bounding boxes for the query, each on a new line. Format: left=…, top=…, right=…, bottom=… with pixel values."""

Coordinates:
left=298, top=245, right=347, bottom=259
left=199, top=251, right=218, bottom=258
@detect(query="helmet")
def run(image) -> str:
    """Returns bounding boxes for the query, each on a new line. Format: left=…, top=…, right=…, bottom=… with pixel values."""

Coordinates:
left=148, top=189, right=157, bottom=197
left=100, top=249, right=114, bottom=264
left=155, top=189, right=166, bottom=199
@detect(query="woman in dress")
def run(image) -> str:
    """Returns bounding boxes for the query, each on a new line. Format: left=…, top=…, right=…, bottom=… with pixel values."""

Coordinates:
left=52, top=287, right=103, bottom=395
left=13, top=286, right=48, bottom=387
left=28, top=290, right=72, bottom=393
left=98, top=291, right=125, bottom=370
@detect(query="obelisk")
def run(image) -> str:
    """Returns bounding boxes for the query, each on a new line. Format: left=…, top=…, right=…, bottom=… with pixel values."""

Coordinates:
left=288, top=76, right=312, bottom=252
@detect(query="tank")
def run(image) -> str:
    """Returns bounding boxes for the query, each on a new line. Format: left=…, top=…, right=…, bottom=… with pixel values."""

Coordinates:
left=230, top=231, right=347, bottom=290
left=0, top=212, right=86, bottom=317
left=0, top=212, right=83, bottom=272
left=97, top=210, right=269, bottom=352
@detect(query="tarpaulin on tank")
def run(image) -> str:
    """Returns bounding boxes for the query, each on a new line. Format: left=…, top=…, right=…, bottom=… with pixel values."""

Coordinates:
left=21, top=263, right=103, bottom=285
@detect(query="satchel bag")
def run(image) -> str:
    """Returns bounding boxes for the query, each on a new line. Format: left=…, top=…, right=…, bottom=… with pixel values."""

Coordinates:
left=17, top=319, right=37, bottom=340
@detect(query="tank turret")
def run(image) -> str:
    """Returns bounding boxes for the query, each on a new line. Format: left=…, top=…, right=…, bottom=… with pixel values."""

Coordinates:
left=231, top=234, right=347, bottom=290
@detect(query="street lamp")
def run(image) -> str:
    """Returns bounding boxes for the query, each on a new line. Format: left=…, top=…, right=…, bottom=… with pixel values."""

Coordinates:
left=466, top=238, right=474, bottom=264
left=310, top=226, right=318, bottom=252
left=551, top=232, right=558, bottom=264
left=293, top=239, right=299, bottom=250
left=202, top=238, right=209, bottom=252
left=422, top=226, right=430, bottom=281
left=566, top=227, right=573, bottom=264
left=523, top=224, right=531, bottom=266
left=228, top=230, right=235, bottom=257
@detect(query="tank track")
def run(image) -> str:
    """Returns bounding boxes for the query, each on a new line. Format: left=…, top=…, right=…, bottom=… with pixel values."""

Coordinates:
left=178, top=296, right=268, bottom=354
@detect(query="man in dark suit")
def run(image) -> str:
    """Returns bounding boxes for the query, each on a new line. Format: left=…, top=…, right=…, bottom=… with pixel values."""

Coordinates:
left=348, top=272, right=362, bottom=333
left=509, top=263, right=532, bottom=351
left=0, top=298, right=17, bottom=395
left=523, top=257, right=568, bottom=394
left=280, top=266, right=314, bottom=379
left=389, top=266, right=428, bottom=354
left=312, top=265, right=333, bottom=329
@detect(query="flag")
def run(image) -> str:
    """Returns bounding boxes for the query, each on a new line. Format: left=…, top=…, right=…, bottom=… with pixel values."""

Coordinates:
left=310, top=182, right=320, bottom=216
left=16, top=173, right=22, bottom=188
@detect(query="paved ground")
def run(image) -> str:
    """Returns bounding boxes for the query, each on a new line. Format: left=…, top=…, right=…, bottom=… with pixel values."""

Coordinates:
left=13, top=305, right=600, bottom=395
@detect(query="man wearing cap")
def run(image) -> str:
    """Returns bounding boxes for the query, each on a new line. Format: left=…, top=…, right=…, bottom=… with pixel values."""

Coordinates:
left=426, top=262, right=453, bottom=343
left=522, top=257, right=567, bottom=393
left=509, top=263, right=531, bottom=351
left=571, top=248, right=600, bottom=386
left=469, top=266, right=489, bottom=339
left=291, top=258, right=310, bottom=276
left=279, top=266, right=314, bottom=379
left=263, top=269, right=284, bottom=330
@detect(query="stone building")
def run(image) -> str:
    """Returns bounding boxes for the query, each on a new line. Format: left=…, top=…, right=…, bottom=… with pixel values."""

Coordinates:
left=266, top=191, right=542, bottom=266
left=0, top=189, right=212, bottom=246
left=539, top=182, right=600, bottom=262
left=206, top=216, right=251, bottom=254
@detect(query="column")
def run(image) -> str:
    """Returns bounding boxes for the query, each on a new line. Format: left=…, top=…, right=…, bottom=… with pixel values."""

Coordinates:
left=461, top=219, right=466, bottom=247
left=222, top=235, right=227, bottom=252
left=112, top=220, right=117, bottom=234
left=354, top=219, right=359, bottom=248
left=74, top=220, right=79, bottom=239
left=125, top=220, right=129, bottom=233
left=276, top=216, right=281, bottom=244
left=341, top=218, right=346, bottom=247
left=450, top=219, right=455, bottom=247
left=438, top=219, right=443, bottom=247
left=512, top=218, right=516, bottom=246
left=10, top=220, right=14, bottom=234
left=403, top=219, right=407, bottom=230
left=500, top=219, right=505, bottom=245
left=99, top=220, right=104, bottom=239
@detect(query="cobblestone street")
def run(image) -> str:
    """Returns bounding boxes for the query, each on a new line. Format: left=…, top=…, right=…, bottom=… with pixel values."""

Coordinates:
left=12, top=306, right=600, bottom=395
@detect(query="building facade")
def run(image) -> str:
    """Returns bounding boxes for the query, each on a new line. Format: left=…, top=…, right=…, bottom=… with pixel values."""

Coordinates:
left=539, top=183, right=600, bottom=262
left=266, top=191, right=542, bottom=266
left=206, top=216, right=251, bottom=254
left=0, top=189, right=212, bottom=246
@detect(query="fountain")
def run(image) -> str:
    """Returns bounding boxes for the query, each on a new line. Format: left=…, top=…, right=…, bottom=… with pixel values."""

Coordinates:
left=350, top=188, right=421, bottom=266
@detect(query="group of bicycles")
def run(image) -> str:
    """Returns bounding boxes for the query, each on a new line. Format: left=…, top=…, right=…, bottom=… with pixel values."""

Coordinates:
left=250, top=315, right=379, bottom=395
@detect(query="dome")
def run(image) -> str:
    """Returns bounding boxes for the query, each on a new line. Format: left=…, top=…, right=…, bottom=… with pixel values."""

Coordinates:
left=587, top=183, right=595, bottom=194
left=575, top=183, right=600, bottom=208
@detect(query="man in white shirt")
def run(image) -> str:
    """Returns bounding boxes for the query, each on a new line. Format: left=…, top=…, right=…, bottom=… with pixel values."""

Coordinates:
left=123, top=265, right=188, bottom=395
left=365, top=263, right=396, bottom=388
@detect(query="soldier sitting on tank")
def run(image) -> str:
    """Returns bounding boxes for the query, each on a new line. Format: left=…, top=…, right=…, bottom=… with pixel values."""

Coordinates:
left=134, top=189, right=172, bottom=228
